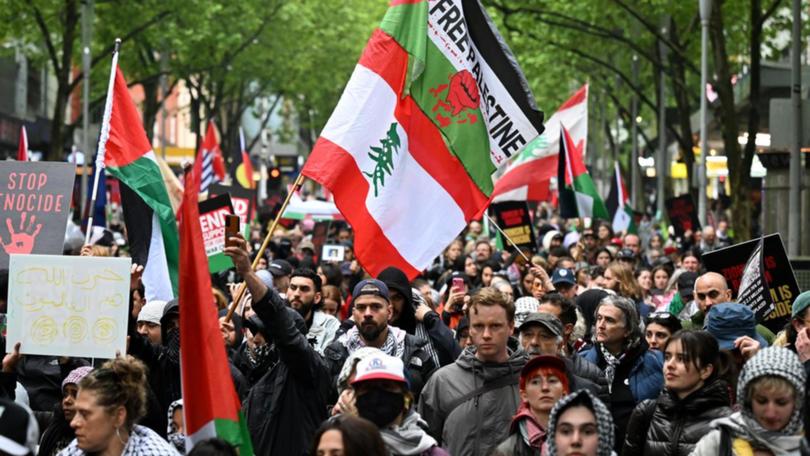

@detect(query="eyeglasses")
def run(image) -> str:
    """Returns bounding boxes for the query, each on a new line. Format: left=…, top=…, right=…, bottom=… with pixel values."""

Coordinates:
left=696, top=289, right=722, bottom=301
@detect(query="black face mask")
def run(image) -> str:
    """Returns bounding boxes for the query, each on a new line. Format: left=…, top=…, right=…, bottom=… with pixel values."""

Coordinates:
left=356, top=389, right=405, bottom=428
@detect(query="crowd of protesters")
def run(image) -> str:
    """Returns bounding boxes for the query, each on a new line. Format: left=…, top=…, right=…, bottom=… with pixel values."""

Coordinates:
left=2, top=207, right=810, bottom=456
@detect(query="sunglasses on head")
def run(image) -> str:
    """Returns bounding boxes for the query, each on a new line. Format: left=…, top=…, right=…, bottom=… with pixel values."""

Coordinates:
left=648, top=311, right=673, bottom=319
left=696, top=289, right=723, bottom=301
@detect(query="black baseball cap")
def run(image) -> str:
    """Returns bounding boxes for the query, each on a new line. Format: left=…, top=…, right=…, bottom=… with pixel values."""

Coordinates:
left=268, top=259, right=293, bottom=277
left=352, top=279, right=390, bottom=302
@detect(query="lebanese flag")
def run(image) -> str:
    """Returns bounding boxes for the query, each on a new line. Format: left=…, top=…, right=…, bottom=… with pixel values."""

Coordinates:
left=179, top=164, right=253, bottom=454
left=557, top=125, right=608, bottom=220
left=303, top=1, right=543, bottom=278
left=97, top=59, right=178, bottom=301
left=606, top=161, right=637, bottom=234
left=492, top=85, right=588, bottom=202
left=16, top=126, right=28, bottom=161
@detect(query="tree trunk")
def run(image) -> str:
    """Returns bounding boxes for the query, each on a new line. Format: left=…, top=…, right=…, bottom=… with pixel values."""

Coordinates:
left=668, top=18, right=697, bottom=201
left=710, top=0, right=751, bottom=240
left=48, top=0, right=79, bottom=161
left=740, top=0, right=764, bottom=236
left=141, top=78, right=160, bottom=143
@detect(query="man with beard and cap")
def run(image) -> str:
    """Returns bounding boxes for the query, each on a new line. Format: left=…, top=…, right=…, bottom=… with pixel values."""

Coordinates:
left=378, top=266, right=460, bottom=368
left=419, top=287, right=528, bottom=456
left=517, top=312, right=606, bottom=402
left=324, top=278, right=436, bottom=401
left=225, top=234, right=333, bottom=456
left=288, top=268, right=340, bottom=355
left=136, top=300, right=165, bottom=345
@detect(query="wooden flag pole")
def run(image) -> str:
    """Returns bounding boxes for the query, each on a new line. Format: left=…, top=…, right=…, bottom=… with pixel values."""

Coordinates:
left=486, top=214, right=532, bottom=264
left=224, top=173, right=306, bottom=323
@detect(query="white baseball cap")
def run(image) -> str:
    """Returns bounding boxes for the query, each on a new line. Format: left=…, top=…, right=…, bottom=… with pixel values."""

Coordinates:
left=351, top=352, right=407, bottom=385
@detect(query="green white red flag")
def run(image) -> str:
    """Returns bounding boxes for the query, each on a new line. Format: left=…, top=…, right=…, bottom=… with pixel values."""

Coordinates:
left=492, top=85, right=588, bottom=202
left=96, top=53, right=178, bottom=301
left=302, top=0, right=544, bottom=277
left=179, top=164, right=253, bottom=454
left=606, top=161, right=636, bottom=234
left=557, top=125, right=608, bottom=220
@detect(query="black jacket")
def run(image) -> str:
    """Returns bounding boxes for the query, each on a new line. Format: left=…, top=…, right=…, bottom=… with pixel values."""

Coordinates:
left=621, top=379, right=733, bottom=456
left=242, top=288, right=332, bottom=456
left=568, top=354, right=608, bottom=401
left=323, top=327, right=436, bottom=402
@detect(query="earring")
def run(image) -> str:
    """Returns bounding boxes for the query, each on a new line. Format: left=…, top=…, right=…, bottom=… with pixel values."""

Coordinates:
left=116, top=427, right=127, bottom=445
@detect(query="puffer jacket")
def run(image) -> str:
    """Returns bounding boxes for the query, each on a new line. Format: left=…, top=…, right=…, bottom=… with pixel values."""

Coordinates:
left=418, top=346, right=528, bottom=456
left=621, top=378, right=732, bottom=456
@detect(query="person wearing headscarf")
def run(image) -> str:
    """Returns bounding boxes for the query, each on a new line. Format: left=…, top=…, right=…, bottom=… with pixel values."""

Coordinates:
left=37, top=366, right=93, bottom=456
left=691, top=346, right=807, bottom=456
left=546, top=390, right=614, bottom=456
left=166, top=399, right=185, bottom=454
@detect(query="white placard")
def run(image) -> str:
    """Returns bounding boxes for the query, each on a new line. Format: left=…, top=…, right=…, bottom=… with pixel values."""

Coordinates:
left=7, top=254, right=131, bottom=358
left=321, top=244, right=346, bottom=263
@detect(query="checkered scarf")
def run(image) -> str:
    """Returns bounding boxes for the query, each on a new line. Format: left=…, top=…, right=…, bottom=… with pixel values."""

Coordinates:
left=598, top=343, right=626, bottom=393
left=340, top=324, right=406, bottom=359
left=59, top=425, right=180, bottom=455
left=547, top=390, right=614, bottom=456
left=737, top=346, right=806, bottom=436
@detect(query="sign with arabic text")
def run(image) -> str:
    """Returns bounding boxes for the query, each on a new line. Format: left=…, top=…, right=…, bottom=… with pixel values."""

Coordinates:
left=6, top=254, right=131, bottom=358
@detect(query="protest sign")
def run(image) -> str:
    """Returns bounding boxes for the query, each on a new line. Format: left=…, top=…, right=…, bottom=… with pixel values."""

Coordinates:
left=736, top=237, right=775, bottom=324
left=7, top=254, right=131, bottom=358
left=209, top=183, right=254, bottom=236
left=665, top=194, right=701, bottom=238
left=702, top=233, right=798, bottom=333
left=0, top=162, right=75, bottom=270
left=322, top=244, right=345, bottom=263
left=491, top=201, right=536, bottom=252
left=199, top=193, right=235, bottom=273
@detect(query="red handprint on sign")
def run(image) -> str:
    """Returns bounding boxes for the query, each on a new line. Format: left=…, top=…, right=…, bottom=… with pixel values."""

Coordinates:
left=1, top=212, right=43, bottom=254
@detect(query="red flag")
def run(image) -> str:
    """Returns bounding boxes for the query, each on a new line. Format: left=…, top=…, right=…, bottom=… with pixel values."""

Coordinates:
left=179, top=165, right=252, bottom=451
left=16, top=126, right=28, bottom=161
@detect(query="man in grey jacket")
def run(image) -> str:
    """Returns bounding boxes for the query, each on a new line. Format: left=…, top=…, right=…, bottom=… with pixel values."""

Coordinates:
left=418, top=287, right=528, bottom=456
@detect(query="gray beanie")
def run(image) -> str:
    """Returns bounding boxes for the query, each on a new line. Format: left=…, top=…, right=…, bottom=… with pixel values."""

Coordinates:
left=547, top=389, right=614, bottom=456
left=738, top=346, right=806, bottom=435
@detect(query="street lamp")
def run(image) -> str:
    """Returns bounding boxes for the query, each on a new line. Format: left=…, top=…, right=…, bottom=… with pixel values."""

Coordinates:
left=698, top=0, right=711, bottom=228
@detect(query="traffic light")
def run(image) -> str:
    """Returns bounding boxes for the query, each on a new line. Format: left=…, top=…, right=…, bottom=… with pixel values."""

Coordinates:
left=267, top=166, right=283, bottom=195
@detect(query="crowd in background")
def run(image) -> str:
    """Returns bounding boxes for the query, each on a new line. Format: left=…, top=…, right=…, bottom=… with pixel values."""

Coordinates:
left=1, top=203, right=809, bottom=456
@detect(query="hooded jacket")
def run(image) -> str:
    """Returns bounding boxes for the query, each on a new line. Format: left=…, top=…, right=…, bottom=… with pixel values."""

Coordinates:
left=621, top=378, right=732, bottom=456
left=547, top=390, right=614, bottom=456
left=242, top=288, right=333, bottom=456
left=381, top=410, right=450, bottom=456
left=378, top=267, right=461, bottom=367
left=691, top=347, right=807, bottom=456
left=418, top=345, right=528, bottom=456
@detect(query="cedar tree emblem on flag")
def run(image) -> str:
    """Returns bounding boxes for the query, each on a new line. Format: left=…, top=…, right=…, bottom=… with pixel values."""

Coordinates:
left=364, top=123, right=401, bottom=197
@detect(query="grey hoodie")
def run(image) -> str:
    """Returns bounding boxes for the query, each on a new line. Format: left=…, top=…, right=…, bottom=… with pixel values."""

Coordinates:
left=418, top=345, right=527, bottom=456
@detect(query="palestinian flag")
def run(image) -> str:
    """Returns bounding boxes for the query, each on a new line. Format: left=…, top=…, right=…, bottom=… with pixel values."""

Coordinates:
left=16, top=126, right=28, bottom=161
left=302, top=0, right=544, bottom=278
left=96, top=53, right=178, bottom=301
left=492, top=85, right=588, bottom=202
left=179, top=165, right=253, bottom=454
left=606, top=161, right=636, bottom=234
left=557, top=125, right=608, bottom=220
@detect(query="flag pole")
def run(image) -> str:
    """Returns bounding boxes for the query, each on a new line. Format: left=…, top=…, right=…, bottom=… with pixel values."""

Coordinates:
left=224, top=172, right=305, bottom=322
left=85, top=38, right=121, bottom=245
left=485, top=214, right=532, bottom=264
